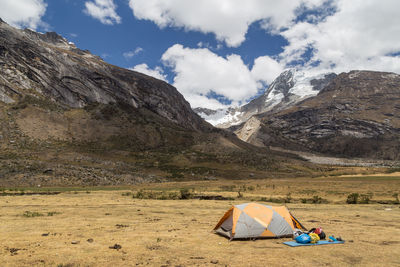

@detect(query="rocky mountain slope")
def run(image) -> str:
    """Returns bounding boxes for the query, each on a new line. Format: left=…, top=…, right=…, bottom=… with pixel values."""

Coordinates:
left=0, top=19, right=208, bottom=132
left=195, top=69, right=336, bottom=128
left=238, top=71, right=400, bottom=160
left=0, top=20, right=322, bottom=186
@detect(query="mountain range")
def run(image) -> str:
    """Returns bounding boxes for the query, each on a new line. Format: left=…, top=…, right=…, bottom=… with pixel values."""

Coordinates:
left=194, top=69, right=337, bottom=127
left=196, top=68, right=400, bottom=160
left=0, top=19, right=318, bottom=186
left=1, top=19, right=398, bottom=187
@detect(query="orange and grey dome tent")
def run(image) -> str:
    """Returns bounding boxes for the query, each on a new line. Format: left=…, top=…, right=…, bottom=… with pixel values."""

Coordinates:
left=214, top=203, right=306, bottom=240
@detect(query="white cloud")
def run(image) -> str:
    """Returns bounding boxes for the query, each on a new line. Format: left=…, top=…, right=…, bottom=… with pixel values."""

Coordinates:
left=251, top=56, right=284, bottom=85
left=280, top=0, right=400, bottom=74
left=160, top=44, right=284, bottom=109
left=128, top=0, right=325, bottom=47
left=128, top=1, right=400, bottom=109
left=123, top=47, right=143, bottom=59
left=184, top=94, right=228, bottom=110
left=84, top=0, right=121, bottom=25
left=162, top=44, right=258, bottom=108
left=131, top=63, right=167, bottom=82
left=0, top=0, right=47, bottom=30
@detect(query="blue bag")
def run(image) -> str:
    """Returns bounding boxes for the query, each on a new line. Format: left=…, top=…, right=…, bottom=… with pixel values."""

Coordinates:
left=295, top=233, right=311, bottom=244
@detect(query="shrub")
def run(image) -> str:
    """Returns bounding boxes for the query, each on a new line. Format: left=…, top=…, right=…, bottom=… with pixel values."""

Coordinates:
left=346, top=193, right=359, bottom=204
left=284, top=193, right=292, bottom=203
left=266, top=197, right=285, bottom=203
left=359, top=193, right=373, bottom=204
left=135, top=190, right=144, bottom=199
left=237, top=190, right=243, bottom=198
left=168, top=191, right=179, bottom=200
left=179, top=188, right=192, bottom=199
left=312, top=195, right=323, bottom=204
left=393, top=193, right=399, bottom=204
left=385, top=167, right=400, bottom=174
left=47, top=211, right=61, bottom=216
left=23, top=211, right=44, bottom=217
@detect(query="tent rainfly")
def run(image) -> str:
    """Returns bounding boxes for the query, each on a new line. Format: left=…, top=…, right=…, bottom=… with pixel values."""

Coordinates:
left=214, top=203, right=306, bottom=240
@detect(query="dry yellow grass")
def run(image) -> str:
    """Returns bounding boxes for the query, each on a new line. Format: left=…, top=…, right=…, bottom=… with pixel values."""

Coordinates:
left=1, top=175, right=400, bottom=266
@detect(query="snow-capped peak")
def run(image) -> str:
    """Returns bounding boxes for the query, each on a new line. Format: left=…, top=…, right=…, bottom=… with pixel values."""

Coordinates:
left=194, top=69, right=336, bottom=128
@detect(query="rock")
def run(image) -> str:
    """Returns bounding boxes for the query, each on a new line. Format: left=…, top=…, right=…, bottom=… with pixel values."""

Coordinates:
left=87, top=238, right=94, bottom=243
left=43, top=169, right=53, bottom=174
left=210, top=260, right=219, bottom=264
left=71, top=241, right=80, bottom=244
left=109, top=244, right=122, bottom=250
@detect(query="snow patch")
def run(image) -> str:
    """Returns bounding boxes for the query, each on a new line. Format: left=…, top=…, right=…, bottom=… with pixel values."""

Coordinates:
left=197, top=108, right=243, bottom=126
left=290, top=71, right=325, bottom=98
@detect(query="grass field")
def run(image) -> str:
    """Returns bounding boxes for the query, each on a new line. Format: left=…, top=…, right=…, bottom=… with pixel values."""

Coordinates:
left=1, top=174, right=400, bottom=266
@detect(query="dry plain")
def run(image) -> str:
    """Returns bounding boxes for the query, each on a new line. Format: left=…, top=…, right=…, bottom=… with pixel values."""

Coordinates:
left=1, top=173, right=400, bottom=266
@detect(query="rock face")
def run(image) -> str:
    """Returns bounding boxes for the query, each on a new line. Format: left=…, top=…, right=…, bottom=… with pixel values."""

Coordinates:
left=243, top=71, right=400, bottom=159
left=195, top=69, right=336, bottom=128
left=0, top=20, right=208, bottom=132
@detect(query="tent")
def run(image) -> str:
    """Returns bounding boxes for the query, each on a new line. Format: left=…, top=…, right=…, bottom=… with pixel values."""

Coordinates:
left=214, top=203, right=306, bottom=240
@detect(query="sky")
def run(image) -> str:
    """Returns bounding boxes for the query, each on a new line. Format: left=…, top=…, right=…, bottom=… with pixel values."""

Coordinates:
left=1, top=0, right=400, bottom=109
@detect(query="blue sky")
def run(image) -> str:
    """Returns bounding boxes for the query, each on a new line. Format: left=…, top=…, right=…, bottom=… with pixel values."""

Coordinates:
left=41, top=1, right=287, bottom=82
left=1, top=0, right=400, bottom=109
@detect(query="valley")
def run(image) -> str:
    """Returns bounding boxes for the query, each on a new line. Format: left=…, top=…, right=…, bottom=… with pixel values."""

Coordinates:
left=1, top=1, right=400, bottom=266
left=1, top=173, right=400, bottom=266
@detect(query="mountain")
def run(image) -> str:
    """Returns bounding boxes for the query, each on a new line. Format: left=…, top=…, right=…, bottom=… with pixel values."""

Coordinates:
left=195, top=69, right=336, bottom=128
left=237, top=70, right=400, bottom=160
left=0, top=20, right=208, bottom=132
left=0, top=20, right=315, bottom=186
